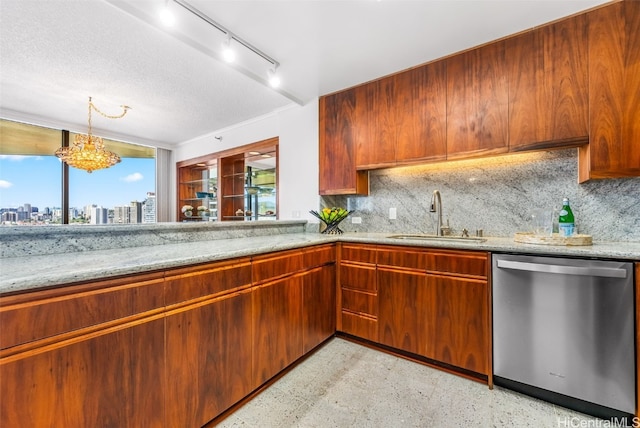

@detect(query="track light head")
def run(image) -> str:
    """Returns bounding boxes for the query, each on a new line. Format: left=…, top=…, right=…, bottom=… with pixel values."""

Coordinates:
left=268, top=67, right=281, bottom=88
left=158, top=1, right=175, bottom=27
left=222, top=35, right=235, bottom=63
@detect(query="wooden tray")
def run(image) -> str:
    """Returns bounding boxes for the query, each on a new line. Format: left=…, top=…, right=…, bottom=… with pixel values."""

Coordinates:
left=514, top=232, right=593, bottom=246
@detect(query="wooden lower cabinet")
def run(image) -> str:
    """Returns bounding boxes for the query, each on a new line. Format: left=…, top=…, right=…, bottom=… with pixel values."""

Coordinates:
left=303, top=265, right=336, bottom=353
left=339, top=260, right=378, bottom=342
left=252, top=274, right=304, bottom=386
left=366, top=244, right=490, bottom=377
left=1, top=245, right=337, bottom=428
left=378, top=267, right=432, bottom=356
left=165, top=290, right=254, bottom=427
left=0, top=317, right=165, bottom=427
left=430, top=275, right=489, bottom=375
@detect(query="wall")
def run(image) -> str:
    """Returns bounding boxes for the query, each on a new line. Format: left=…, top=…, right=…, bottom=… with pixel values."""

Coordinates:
left=173, top=100, right=320, bottom=223
left=322, top=148, right=640, bottom=242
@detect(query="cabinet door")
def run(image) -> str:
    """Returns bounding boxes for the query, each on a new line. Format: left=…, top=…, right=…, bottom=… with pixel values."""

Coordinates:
left=355, top=79, right=396, bottom=169
left=429, top=275, right=489, bottom=375
left=319, top=92, right=369, bottom=195
left=165, top=290, right=253, bottom=427
left=580, top=1, right=640, bottom=181
left=219, top=153, right=246, bottom=221
left=508, top=14, right=588, bottom=151
left=302, top=264, right=336, bottom=353
left=1, top=318, right=165, bottom=428
left=446, top=42, right=509, bottom=159
left=395, top=61, right=447, bottom=164
left=378, top=268, right=433, bottom=357
left=252, top=274, right=303, bottom=385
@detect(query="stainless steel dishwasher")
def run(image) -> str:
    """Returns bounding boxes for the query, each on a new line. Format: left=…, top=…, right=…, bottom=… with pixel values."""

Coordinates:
left=492, top=254, right=635, bottom=421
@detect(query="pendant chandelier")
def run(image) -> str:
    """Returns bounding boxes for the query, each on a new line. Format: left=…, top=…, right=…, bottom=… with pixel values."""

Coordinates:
left=55, top=97, right=130, bottom=173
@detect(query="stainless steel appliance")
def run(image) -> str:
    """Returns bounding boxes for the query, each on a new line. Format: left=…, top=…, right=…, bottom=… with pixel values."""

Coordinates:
left=492, top=254, right=635, bottom=420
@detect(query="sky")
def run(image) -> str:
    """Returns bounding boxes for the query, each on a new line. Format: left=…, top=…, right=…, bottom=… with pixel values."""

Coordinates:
left=0, top=155, right=155, bottom=210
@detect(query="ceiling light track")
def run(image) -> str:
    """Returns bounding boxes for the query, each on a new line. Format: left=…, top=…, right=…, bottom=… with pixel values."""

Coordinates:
left=171, top=0, right=279, bottom=69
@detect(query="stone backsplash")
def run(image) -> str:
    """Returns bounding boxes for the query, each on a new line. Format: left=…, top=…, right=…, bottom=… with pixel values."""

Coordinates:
left=321, top=148, right=640, bottom=242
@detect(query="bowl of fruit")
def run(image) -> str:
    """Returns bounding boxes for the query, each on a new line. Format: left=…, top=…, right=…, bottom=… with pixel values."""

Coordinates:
left=309, top=207, right=353, bottom=235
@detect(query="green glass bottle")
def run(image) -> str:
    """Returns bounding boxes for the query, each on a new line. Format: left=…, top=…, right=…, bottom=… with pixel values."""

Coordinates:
left=558, top=198, right=575, bottom=237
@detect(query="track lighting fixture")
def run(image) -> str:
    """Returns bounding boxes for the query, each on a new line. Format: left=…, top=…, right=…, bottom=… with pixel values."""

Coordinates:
left=172, top=0, right=282, bottom=90
left=158, top=0, right=175, bottom=27
left=268, top=67, right=281, bottom=88
left=221, top=35, right=236, bottom=63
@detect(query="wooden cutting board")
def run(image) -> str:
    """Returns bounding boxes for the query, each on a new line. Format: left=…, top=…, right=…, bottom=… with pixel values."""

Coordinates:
left=514, top=232, right=593, bottom=246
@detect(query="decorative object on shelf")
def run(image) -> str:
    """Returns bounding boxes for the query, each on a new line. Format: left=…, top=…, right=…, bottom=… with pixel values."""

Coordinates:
left=55, top=97, right=130, bottom=173
left=197, top=206, right=209, bottom=217
left=196, top=191, right=214, bottom=198
left=236, top=208, right=244, bottom=217
left=309, top=207, right=353, bottom=235
left=181, top=205, right=194, bottom=217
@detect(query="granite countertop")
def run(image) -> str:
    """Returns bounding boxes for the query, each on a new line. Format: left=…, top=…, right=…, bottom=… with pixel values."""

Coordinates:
left=1, top=232, right=639, bottom=295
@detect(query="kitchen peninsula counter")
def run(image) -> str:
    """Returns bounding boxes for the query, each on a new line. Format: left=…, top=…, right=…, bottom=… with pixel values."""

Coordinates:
left=2, top=223, right=639, bottom=295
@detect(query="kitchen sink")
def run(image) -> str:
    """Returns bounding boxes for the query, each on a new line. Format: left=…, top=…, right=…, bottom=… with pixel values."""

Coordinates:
left=386, top=234, right=487, bottom=243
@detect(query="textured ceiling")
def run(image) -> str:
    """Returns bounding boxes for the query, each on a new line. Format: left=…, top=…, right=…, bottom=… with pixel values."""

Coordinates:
left=0, top=0, right=610, bottom=149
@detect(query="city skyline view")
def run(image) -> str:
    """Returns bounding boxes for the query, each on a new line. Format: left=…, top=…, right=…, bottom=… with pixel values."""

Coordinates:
left=0, top=155, right=155, bottom=210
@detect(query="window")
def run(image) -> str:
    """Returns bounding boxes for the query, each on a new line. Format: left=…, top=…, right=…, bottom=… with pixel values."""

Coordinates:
left=0, top=119, right=156, bottom=225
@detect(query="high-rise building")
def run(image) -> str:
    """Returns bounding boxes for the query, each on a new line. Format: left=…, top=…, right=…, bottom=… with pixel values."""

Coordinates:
left=113, top=206, right=130, bottom=224
left=130, top=201, right=142, bottom=224
left=143, top=192, right=156, bottom=223
left=84, top=204, right=97, bottom=221
left=69, top=208, right=79, bottom=220
left=90, top=206, right=108, bottom=225
left=16, top=205, right=27, bottom=221
left=1, top=211, right=17, bottom=223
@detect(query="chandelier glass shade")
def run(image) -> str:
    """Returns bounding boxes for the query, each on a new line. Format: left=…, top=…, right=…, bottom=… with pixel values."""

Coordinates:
left=55, top=134, right=121, bottom=173
left=55, top=97, right=129, bottom=173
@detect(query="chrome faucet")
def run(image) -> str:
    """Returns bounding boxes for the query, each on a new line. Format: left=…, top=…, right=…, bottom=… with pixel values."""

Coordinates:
left=430, top=190, right=443, bottom=236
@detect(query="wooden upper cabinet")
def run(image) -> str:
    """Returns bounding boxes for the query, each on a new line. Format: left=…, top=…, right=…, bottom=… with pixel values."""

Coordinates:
left=508, top=14, right=588, bottom=151
left=446, top=41, right=509, bottom=159
left=354, top=62, right=447, bottom=169
left=355, top=80, right=396, bottom=169
left=580, top=0, right=640, bottom=182
left=319, top=91, right=369, bottom=195
left=395, top=62, right=447, bottom=165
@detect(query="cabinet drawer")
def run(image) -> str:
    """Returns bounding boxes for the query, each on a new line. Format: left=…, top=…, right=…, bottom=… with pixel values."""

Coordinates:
left=165, top=259, right=252, bottom=305
left=253, top=246, right=335, bottom=284
left=303, top=244, right=336, bottom=268
left=0, top=272, right=165, bottom=350
left=252, top=249, right=305, bottom=283
left=341, top=311, right=378, bottom=342
left=377, top=247, right=429, bottom=270
left=426, top=250, right=488, bottom=278
left=377, top=245, right=488, bottom=278
left=341, top=289, right=377, bottom=317
left=340, top=264, right=376, bottom=292
left=340, top=244, right=377, bottom=264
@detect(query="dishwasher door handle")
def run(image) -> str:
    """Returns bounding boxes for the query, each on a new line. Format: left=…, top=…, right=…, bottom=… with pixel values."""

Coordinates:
left=496, top=260, right=628, bottom=278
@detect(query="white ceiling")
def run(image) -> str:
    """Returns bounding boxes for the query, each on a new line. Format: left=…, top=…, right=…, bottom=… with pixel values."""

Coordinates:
left=0, top=0, right=610, bottom=149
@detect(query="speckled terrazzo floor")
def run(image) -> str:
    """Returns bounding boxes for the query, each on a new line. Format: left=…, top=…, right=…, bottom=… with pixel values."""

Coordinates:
left=215, top=337, right=604, bottom=428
